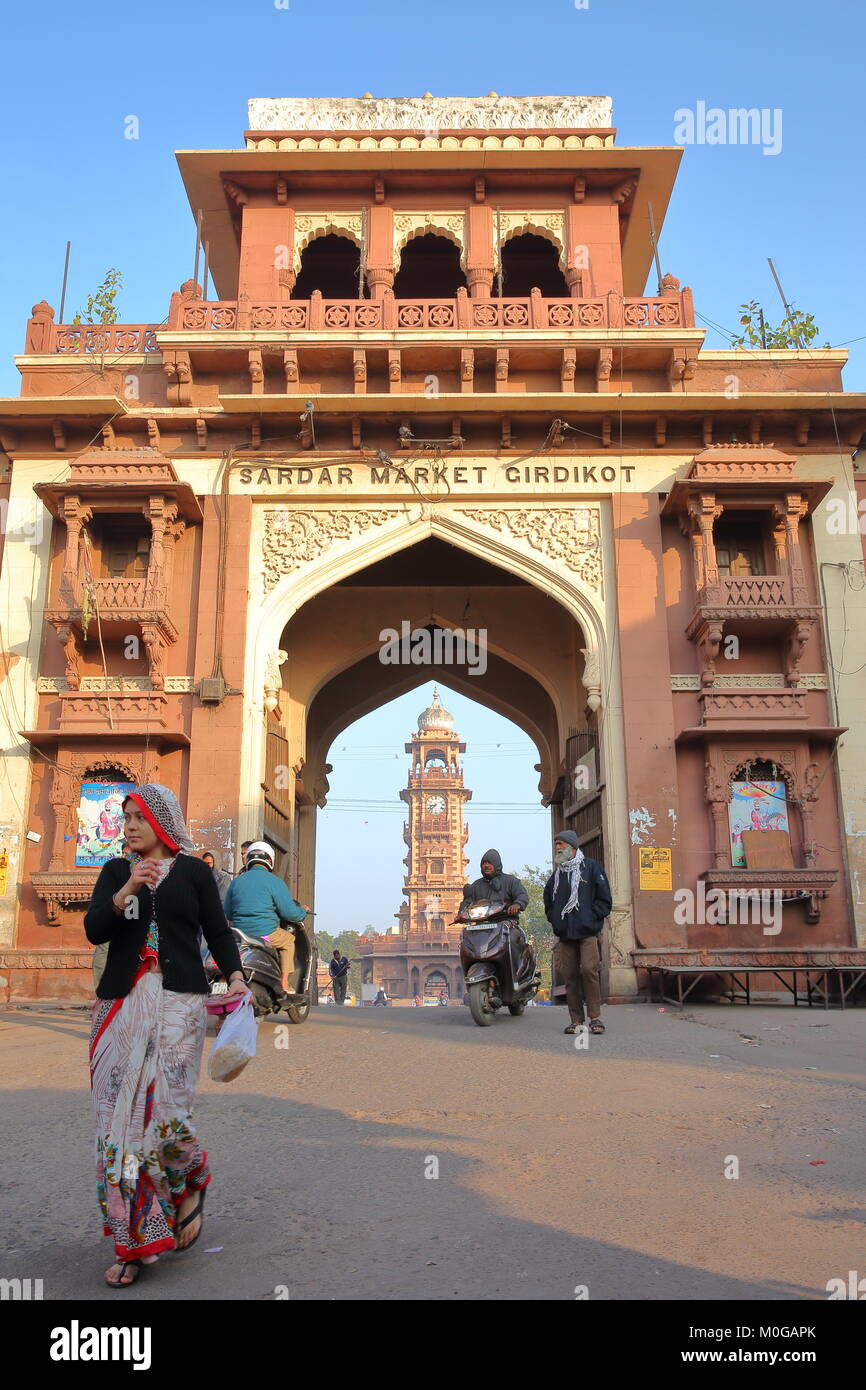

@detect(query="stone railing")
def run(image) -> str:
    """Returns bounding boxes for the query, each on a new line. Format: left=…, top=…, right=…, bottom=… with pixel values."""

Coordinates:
left=178, top=288, right=694, bottom=333
left=58, top=573, right=152, bottom=616
left=357, top=935, right=408, bottom=952
left=54, top=324, right=159, bottom=354
left=25, top=287, right=695, bottom=352
left=700, top=575, right=792, bottom=611
left=93, top=576, right=149, bottom=609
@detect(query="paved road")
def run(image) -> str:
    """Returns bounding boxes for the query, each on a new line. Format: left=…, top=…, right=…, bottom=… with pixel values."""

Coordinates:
left=1, top=1000, right=863, bottom=1301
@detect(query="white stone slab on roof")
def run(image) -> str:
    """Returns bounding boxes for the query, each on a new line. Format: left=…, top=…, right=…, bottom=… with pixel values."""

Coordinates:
left=247, top=95, right=613, bottom=132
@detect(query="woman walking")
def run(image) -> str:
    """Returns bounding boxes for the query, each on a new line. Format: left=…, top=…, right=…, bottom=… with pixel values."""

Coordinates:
left=84, top=784, right=250, bottom=1288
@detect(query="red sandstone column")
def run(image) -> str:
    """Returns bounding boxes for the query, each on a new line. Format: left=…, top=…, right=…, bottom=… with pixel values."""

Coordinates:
left=465, top=206, right=495, bottom=298
left=612, top=493, right=686, bottom=949
left=365, top=206, right=394, bottom=298
left=238, top=207, right=295, bottom=304
left=565, top=203, right=623, bottom=299
left=186, top=494, right=252, bottom=866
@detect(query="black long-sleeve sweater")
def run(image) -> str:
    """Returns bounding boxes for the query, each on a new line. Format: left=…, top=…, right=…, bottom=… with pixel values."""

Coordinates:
left=84, top=854, right=242, bottom=999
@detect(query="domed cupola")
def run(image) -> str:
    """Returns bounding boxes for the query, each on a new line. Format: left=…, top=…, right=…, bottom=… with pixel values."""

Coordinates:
left=417, top=686, right=454, bottom=732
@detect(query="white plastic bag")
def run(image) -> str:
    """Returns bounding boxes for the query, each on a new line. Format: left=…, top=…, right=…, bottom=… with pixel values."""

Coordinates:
left=208, top=996, right=257, bottom=1082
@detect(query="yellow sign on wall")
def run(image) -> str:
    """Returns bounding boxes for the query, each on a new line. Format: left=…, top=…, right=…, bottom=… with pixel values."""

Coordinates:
left=639, top=847, right=672, bottom=891
left=0, top=847, right=8, bottom=897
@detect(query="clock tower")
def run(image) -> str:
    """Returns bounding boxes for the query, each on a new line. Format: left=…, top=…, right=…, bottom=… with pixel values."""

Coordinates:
left=397, top=687, right=472, bottom=941
left=358, top=686, right=472, bottom=1000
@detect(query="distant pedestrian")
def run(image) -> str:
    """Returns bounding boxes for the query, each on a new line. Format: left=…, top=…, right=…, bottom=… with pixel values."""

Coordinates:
left=374, top=987, right=388, bottom=1006
left=201, top=851, right=232, bottom=905
left=237, top=841, right=253, bottom=874
left=543, top=831, right=611, bottom=1036
left=329, top=949, right=350, bottom=1004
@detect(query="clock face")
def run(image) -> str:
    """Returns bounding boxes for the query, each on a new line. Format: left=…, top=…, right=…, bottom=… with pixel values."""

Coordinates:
left=426, top=795, right=446, bottom=815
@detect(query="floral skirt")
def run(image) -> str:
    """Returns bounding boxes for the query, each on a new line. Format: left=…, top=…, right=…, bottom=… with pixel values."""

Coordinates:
left=89, top=970, right=210, bottom=1260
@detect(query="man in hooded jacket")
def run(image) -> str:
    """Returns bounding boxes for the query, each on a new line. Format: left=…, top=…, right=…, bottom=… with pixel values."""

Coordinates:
left=544, top=830, right=612, bottom=1035
left=461, top=849, right=529, bottom=916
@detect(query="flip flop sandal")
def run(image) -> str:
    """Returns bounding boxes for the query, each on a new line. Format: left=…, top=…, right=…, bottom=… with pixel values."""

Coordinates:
left=589, top=1019, right=605, bottom=1034
left=105, top=1260, right=144, bottom=1288
left=563, top=1023, right=585, bottom=1034
left=175, top=1187, right=207, bottom=1252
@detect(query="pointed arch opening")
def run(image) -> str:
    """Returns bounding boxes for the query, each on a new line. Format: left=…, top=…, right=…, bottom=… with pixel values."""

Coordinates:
left=292, top=232, right=364, bottom=300
left=500, top=232, right=569, bottom=297
left=394, top=233, right=467, bottom=299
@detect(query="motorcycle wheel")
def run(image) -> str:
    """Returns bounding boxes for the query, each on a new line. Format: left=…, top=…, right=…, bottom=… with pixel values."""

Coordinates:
left=468, top=982, right=495, bottom=1027
left=284, top=995, right=310, bottom=1025
left=250, top=982, right=273, bottom=1018
left=508, top=1001, right=526, bottom=1016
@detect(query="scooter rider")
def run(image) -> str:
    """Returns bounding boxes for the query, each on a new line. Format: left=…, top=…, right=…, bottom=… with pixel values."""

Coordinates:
left=223, top=842, right=308, bottom=994
left=461, top=848, right=528, bottom=918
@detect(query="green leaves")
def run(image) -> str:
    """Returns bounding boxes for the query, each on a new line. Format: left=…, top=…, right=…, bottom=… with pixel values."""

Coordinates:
left=72, top=267, right=124, bottom=325
left=731, top=299, right=829, bottom=349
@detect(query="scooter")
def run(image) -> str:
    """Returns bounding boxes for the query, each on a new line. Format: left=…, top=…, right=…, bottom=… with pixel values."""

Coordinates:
left=456, top=899, right=541, bottom=1027
left=204, top=919, right=316, bottom=1024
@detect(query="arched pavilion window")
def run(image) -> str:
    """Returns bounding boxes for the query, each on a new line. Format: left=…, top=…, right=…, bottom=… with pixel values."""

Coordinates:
left=292, top=233, right=364, bottom=300
left=500, top=233, right=568, bottom=297
left=394, top=234, right=466, bottom=299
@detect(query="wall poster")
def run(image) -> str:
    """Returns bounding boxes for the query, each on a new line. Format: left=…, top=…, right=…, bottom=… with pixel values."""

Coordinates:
left=727, top=780, right=790, bottom=868
left=75, top=782, right=135, bottom=866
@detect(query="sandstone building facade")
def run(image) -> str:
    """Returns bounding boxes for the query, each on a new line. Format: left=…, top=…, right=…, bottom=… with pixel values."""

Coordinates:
left=1, top=94, right=865, bottom=1003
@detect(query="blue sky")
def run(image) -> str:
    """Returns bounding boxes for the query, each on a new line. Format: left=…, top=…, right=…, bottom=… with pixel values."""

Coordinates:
left=2, top=0, right=863, bottom=390
left=2, top=0, right=862, bottom=929
left=315, top=684, right=552, bottom=936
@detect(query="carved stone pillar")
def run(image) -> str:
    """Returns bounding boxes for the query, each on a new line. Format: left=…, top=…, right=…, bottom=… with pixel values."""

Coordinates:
left=565, top=265, right=584, bottom=298
left=799, top=762, right=820, bottom=868
left=59, top=497, right=90, bottom=607
left=143, top=498, right=181, bottom=607
left=366, top=266, right=394, bottom=298
left=365, top=205, right=394, bottom=300
left=465, top=205, right=494, bottom=298
left=466, top=266, right=494, bottom=298
left=705, top=761, right=731, bottom=869
left=773, top=494, right=809, bottom=602
left=687, top=493, right=723, bottom=592
left=48, top=758, right=75, bottom=870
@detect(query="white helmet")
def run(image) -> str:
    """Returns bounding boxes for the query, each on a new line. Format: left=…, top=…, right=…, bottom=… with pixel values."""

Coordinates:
left=245, top=840, right=275, bottom=870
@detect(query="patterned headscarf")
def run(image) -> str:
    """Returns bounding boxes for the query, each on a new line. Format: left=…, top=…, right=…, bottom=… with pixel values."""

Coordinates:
left=122, top=784, right=194, bottom=855
left=553, top=832, right=586, bottom=917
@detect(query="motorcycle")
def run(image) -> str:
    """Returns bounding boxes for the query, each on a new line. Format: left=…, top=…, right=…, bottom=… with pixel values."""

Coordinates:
left=456, top=899, right=541, bottom=1027
left=204, top=918, right=316, bottom=1024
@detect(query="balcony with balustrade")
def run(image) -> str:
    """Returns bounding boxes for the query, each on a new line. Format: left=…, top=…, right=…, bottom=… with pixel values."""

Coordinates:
left=23, top=282, right=695, bottom=352
left=34, top=450, right=202, bottom=702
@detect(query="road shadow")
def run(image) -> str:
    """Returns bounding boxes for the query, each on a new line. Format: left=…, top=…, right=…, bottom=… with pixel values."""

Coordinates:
left=0, top=1085, right=837, bottom=1303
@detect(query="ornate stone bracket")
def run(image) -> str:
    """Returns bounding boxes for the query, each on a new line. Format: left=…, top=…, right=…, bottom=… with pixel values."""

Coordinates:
left=580, top=647, right=602, bottom=712
left=264, top=649, right=289, bottom=713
